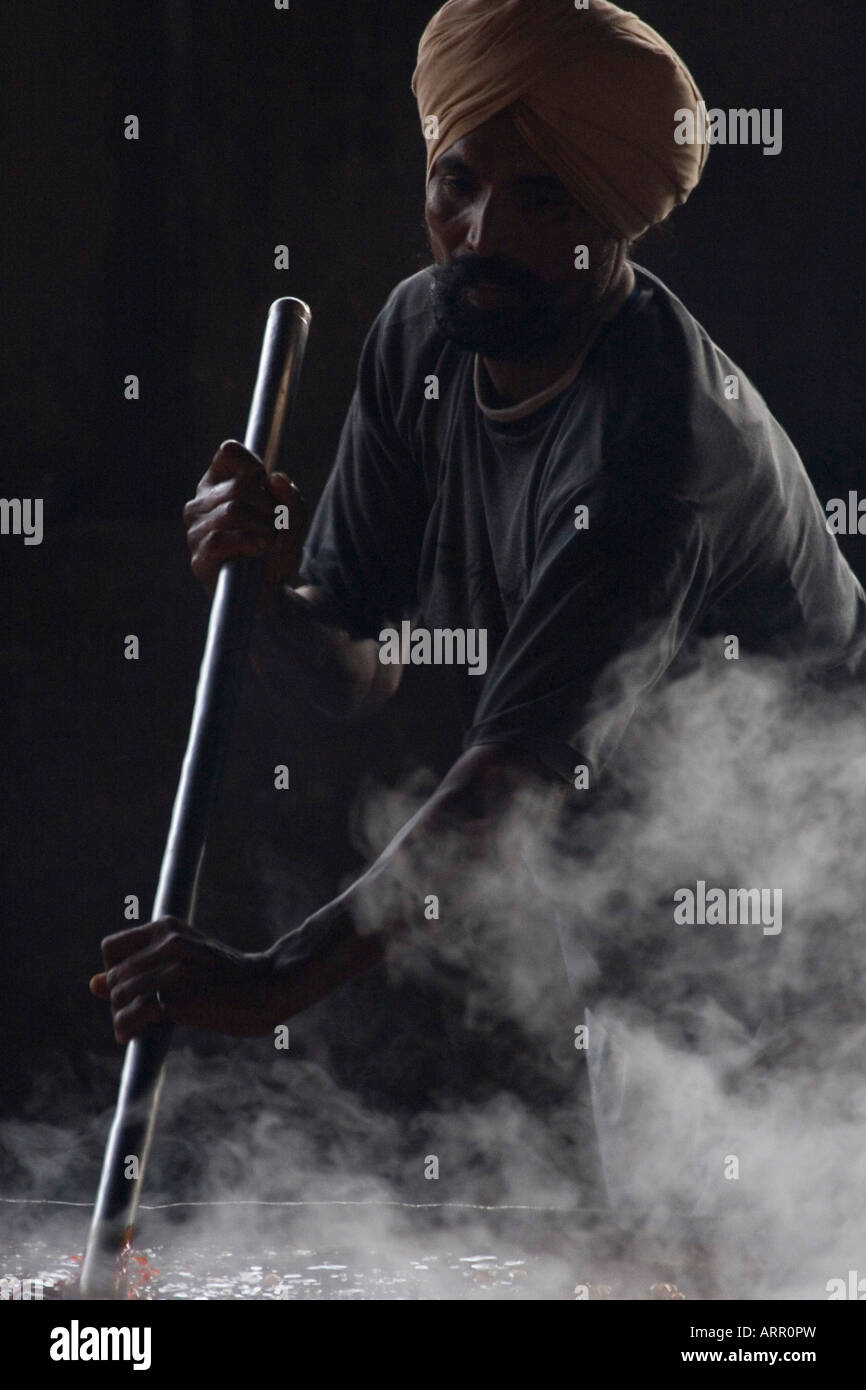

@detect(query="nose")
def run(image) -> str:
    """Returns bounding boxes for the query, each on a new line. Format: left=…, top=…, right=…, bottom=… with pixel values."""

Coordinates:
left=463, top=188, right=515, bottom=260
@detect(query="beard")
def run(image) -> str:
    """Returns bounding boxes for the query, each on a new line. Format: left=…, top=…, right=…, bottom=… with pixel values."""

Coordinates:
left=429, top=253, right=577, bottom=361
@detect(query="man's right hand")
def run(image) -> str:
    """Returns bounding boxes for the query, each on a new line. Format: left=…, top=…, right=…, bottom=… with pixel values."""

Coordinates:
left=183, top=440, right=305, bottom=602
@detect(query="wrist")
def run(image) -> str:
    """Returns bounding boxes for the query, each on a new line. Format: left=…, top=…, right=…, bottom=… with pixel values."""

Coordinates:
left=264, top=912, right=387, bottom=1022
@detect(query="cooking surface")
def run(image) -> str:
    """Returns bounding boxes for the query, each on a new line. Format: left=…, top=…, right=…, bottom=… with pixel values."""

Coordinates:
left=1, top=1200, right=725, bottom=1300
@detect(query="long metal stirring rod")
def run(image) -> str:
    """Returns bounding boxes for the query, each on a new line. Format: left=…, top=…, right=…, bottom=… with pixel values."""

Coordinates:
left=79, top=298, right=311, bottom=1298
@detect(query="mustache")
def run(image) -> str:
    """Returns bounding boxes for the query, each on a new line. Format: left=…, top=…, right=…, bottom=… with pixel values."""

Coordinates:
left=432, top=255, right=541, bottom=296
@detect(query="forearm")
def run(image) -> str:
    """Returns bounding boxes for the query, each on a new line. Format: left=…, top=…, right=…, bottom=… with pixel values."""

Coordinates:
left=262, top=744, right=566, bottom=1020
left=249, top=583, right=391, bottom=719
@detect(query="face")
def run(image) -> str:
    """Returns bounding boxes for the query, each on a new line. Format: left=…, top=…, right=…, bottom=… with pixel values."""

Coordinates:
left=425, top=110, right=622, bottom=361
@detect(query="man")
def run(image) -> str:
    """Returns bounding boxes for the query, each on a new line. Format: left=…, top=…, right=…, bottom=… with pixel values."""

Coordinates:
left=91, top=0, right=866, bottom=1205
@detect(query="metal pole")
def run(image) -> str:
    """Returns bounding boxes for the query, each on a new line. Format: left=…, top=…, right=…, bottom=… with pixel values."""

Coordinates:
left=79, top=297, right=311, bottom=1297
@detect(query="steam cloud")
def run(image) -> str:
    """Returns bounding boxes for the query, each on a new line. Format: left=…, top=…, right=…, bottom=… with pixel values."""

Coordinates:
left=3, top=645, right=866, bottom=1298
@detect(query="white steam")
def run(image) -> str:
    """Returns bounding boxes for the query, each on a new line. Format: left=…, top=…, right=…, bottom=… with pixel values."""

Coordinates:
left=3, top=647, right=866, bottom=1298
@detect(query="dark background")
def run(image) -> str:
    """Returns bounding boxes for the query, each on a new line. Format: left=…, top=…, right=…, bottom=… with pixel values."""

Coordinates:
left=2, top=1, right=863, bottom=1129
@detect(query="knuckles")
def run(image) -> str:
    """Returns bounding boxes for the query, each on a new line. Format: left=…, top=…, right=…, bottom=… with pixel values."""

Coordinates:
left=225, top=476, right=263, bottom=502
left=184, top=465, right=267, bottom=524
left=184, top=460, right=299, bottom=588
left=201, top=531, right=226, bottom=556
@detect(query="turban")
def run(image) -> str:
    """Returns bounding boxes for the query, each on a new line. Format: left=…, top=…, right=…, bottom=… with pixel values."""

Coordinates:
left=411, top=0, right=708, bottom=241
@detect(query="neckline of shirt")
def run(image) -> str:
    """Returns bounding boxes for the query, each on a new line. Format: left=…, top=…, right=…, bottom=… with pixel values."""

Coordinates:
left=474, top=261, right=638, bottom=425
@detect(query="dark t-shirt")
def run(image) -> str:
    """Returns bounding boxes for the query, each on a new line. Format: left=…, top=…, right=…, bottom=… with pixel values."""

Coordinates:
left=299, top=263, right=866, bottom=783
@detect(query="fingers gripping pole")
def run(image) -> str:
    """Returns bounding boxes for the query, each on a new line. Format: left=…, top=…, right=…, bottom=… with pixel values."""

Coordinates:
left=79, top=299, right=312, bottom=1298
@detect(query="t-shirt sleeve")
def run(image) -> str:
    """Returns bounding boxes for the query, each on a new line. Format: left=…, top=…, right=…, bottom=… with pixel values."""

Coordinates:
left=298, top=301, right=428, bottom=639
left=463, top=480, right=711, bottom=783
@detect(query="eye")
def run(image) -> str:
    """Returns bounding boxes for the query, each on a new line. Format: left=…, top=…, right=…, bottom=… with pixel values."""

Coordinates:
left=440, top=174, right=474, bottom=196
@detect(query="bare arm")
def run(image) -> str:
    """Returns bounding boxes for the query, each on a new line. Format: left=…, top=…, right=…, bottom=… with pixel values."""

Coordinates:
left=249, top=582, right=402, bottom=719
left=262, top=741, right=567, bottom=1016
left=92, top=743, right=567, bottom=1040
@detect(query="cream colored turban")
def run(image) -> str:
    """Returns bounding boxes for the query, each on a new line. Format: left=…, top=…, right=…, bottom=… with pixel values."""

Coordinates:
left=411, top=0, right=708, bottom=241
